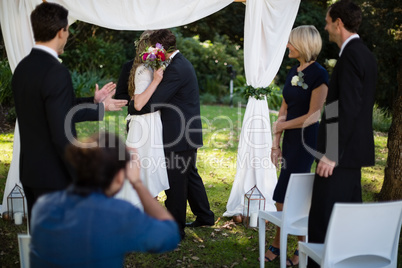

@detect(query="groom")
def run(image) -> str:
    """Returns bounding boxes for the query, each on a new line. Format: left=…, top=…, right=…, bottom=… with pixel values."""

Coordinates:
left=128, top=29, right=214, bottom=239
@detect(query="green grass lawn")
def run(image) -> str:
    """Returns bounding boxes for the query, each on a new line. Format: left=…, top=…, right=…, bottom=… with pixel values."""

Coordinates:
left=0, top=105, right=391, bottom=267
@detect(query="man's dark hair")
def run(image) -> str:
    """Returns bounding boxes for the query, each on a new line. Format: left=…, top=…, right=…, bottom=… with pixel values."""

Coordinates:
left=31, top=2, right=69, bottom=42
left=66, top=132, right=130, bottom=196
left=328, top=0, right=362, bottom=33
left=149, top=29, right=177, bottom=52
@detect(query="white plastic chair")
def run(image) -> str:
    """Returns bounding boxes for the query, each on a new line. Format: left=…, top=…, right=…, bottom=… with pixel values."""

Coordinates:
left=299, top=201, right=402, bottom=268
left=18, top=234, right=31, bottom=268
left=258, top=173, right=315, bottom=268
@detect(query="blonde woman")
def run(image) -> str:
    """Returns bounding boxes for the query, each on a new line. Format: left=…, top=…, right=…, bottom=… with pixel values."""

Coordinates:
left=115, top=31, right=169, bottom=207
left=263, top=25, right=328, bottom=266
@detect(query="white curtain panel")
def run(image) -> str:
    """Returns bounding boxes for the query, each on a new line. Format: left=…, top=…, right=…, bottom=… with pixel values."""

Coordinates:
left=223, top=97, right=278, bottom=216
left=244, top=0, right=300, bottom=87
left=224, top=0, right=300, bottom=216
left=0, top=0, right=39, bottom=215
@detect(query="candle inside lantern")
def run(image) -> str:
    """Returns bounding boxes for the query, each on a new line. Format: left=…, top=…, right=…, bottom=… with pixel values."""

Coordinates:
left=14, top=212, right=23, bottom=225
left=2, top=211, right=10, bottom=221
left=249, top=212, right=258, bottom=227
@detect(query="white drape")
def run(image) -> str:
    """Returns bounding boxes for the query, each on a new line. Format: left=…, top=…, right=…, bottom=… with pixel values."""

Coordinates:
left=0, top=0, right=38, bottom=216
left=223, top=0, right=300, bottom=216
left=0, top=0, right=233, bottom=214
left=0, top=0, right=300, bottom=217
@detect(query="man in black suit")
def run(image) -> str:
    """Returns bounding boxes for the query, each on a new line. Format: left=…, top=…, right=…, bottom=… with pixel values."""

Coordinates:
left=307, top=0, right=377, bottom=266
left=12, top=2, right=127, bottom=224
left=128, top=29, right=214, bottom=239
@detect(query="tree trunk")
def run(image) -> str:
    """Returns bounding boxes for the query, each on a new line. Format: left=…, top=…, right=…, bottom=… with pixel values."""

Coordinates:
left=378, top=58, right=402, bottom=201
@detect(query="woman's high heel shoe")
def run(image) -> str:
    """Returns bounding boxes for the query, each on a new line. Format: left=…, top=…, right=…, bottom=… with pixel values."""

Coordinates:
left=258, top=245, right=280, bottom=262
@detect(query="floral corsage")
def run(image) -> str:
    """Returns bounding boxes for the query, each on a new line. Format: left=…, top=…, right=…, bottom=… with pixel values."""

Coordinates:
left=291, top=71, right=308, bottom=90
left=141, top=43, right=169, bottom=70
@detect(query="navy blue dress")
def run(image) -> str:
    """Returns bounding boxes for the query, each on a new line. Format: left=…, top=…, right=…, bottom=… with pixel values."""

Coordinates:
left=273, top=62, right=328, bottom=203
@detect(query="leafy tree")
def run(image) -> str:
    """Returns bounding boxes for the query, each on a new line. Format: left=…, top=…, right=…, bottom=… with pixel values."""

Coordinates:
left=62, top=36, right=126, bottom=79
left=62, top=22, right=131, bottom=79
left=379, top=59, right=402, bottom=200
left=177, top=33, right=244, bottom=98
left=0, top=30, right=6, bottom=59
left=351, top=0, right=401, bottom=200
left=0, top=60, right=12, bottom=105
left=66, top=21, right=140, bottom=62
left=180, top=3, right=246, bottom=46
left=357, top=0, right=401, bottom=110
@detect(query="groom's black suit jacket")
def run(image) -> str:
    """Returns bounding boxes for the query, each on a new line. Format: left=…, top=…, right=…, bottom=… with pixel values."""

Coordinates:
left=13, top=48, right=103, bottom=190
left=128, top=52, right=203, bottom=152
left=317, top=38, right=377, bottom=167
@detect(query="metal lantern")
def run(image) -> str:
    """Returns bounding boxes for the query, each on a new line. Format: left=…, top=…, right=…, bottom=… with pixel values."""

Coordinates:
left=7, top=184, right=26, bottom=220
left=243, top=185, right=265, bottom=228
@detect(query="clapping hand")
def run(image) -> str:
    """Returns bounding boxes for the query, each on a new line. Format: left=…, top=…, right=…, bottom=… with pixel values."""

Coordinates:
left=94, top=82, right=116, bottom=103
left=94, top=82, right=128, bottom=111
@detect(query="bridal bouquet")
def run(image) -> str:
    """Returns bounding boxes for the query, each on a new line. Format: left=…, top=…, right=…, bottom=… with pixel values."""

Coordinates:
left=141, top=43, right=169, bottom=70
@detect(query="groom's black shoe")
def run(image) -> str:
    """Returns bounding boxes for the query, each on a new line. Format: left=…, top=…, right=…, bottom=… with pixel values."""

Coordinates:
left=185, top=221, right=213, bottom=228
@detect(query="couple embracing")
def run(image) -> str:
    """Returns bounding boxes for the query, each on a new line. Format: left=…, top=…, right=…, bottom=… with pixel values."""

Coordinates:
left=118, top=29, right=215, bottom=240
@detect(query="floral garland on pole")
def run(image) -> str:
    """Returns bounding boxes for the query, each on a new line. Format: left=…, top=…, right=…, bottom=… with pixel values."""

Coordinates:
left=241, top=85, right=273, bottom=100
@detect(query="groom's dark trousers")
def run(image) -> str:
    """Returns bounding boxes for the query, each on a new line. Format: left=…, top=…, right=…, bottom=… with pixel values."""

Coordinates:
left=164, top=150, right=214, bottom=238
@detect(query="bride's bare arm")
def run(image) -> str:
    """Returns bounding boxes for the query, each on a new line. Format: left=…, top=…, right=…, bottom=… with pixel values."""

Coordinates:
left=133, top=68, right=164, bottom=111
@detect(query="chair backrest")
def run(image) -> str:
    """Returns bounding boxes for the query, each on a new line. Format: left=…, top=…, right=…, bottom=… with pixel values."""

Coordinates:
left=18, top=234, right=31, bottom=268
left=322, top=201, right=402, bottom=268
left=282, top=173, right=315, bottom=228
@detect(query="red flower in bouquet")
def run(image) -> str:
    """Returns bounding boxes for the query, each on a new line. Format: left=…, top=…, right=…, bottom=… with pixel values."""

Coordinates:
left=140, top=43, right=169, bottom=70
left=157, top=51, right=166, bottom=61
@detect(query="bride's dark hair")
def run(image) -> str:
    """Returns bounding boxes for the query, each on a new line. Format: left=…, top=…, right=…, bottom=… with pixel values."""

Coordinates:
left=128, top=30, right=154, bottom=98
left=65, top=132, right=130, bottom=196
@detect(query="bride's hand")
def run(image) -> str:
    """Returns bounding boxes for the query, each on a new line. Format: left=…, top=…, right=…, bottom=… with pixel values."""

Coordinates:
left=153, top=67, right=164, bottom=84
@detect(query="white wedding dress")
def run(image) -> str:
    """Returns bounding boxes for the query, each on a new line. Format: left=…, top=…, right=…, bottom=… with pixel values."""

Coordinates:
left=115, top=64, right=169, bottom=208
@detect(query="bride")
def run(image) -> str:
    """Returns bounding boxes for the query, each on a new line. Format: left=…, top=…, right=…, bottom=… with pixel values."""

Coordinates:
left=115, top=30, right=169, bottom=208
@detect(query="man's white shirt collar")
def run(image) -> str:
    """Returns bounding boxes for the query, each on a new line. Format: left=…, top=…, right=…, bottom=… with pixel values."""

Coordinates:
left=33, top=44, right=59, bottom=61
left=165, top=50, right=179, bottom=68
left=339, top=34, right=359, bottom=57
left=169, top=50, right=180, bottom=60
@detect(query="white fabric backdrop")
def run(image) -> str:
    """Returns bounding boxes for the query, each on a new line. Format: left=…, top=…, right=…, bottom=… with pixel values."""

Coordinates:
left=0, top=0, right=300, bottom=216
left=223, top=0, right=300, bottom=216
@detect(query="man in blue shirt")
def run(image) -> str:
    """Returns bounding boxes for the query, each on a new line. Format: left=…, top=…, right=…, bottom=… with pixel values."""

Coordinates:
left=30, top=131, right=180, bottom=267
